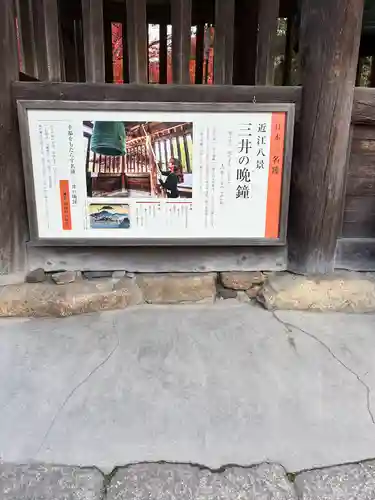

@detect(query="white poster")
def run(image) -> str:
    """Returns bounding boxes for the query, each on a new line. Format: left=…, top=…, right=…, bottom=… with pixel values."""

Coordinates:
left=25, top=108, right=288, bottom=242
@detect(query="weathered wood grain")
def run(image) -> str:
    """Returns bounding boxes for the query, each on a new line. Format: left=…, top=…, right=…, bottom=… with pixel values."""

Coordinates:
left=27, top=246, right=288, bottom=273
left=82, top=0, right=105, bottom=83
left=288, top=0, right=364, bottom=273
left=125, top=0, right=148, bottom=83
left=12, top=82, right=302, bottom=108
left=171, top=0, right=192, bottom=84
left=256, top=0, right=280, bottom=85
left=335, top=238, right=375, bottom=270
left=213, top=0, right=235, bottom=84
left=0, top=0, right=28, bottom=280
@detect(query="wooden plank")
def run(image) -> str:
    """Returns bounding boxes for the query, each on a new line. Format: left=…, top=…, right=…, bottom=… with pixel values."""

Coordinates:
left=350, top=138, right=375, bottom=154
left=0, top=0, right=28, bottom=282
left=233, top=0, right=258, bottom=85
left=213, top=0, right=235, bottom=85
left=344, top=195, right=375, bottom=213
left=159, top=23, right=168, bottom=84
left=288, top=0, right=364, bottom=274
left=352, top=125, right=375, bottom=140
left=345, top=177, right=375, bottom=196
left=352, top=88, right=375, bottom=124
left=12, top=82, right=302, bottom=108
left=16, top=0, right=37, bottom=77
left=27, top=245, right=288, bottom=273
left=171, top=0, right=192, bottom=84
left=335, top=238, right=375, bottom=271
left=341, top=221, right=375, bottom=238
left=256, top=0, right=280, bottom=85
left=347, top=155, right=375, bottom=178
left=42, top=0, right=61, bottom=81
left=82, top=0, right=105, bottom=83
left=125, top=0, right=148, bottom=83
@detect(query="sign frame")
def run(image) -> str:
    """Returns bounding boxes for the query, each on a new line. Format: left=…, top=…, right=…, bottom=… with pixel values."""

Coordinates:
left=17, top=100, right=295, bottom=247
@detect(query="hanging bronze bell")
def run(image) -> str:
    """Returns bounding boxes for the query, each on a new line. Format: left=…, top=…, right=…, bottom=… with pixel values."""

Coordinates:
left=90, top=121, right=126, bottom=156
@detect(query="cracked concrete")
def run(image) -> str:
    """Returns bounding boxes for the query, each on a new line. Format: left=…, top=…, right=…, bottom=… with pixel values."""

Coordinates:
left=0, top=303, right=375, bottom=474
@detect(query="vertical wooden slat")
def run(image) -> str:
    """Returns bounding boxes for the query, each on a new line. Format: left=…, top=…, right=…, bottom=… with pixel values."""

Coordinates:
left=171, top=0, right=192, bottom=84
left=256, top=0, right=279, bottom=85
left=82, top=0, right=105, bottom=83
left=159, top=23, right=168, bottom=84
left=213, top=0, right=235, bottom=85
left=122, top=19, right=130, bottom=83
left=32, top=0, right=61, bottom=81
left=126, top=0, right=148, bottom=83
left=0, top=0, right=28, bottom=280
left=195, top=23, right=204, bottom=84
left=43, top=0, right=61, bottom=81
left=16, top=0, right=37, bottom=77
left=104, top=17, right=113, bottom=83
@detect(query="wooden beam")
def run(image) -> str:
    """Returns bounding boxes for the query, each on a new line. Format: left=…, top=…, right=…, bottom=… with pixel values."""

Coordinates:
left=288, top=0, right=364, bottom=274
left=256, top=0, right=279, bottom=85
left=126, top=0, right=148, bottom=83
left=213, top=0, right=235, bottom=84
left=0, top=0, right=28, bottom=281
left=82, top=0, right=105, bottom=83
left=171, top=0, right=192, bottom=84
left=159, top=23, right=168, bottom=84
left=12, top=82, right=302, bottom=109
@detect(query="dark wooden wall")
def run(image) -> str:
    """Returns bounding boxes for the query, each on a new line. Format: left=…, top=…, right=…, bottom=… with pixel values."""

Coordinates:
left=3, top=0, right=374, bottom=276
left=342, top=125, right=375, bottom=239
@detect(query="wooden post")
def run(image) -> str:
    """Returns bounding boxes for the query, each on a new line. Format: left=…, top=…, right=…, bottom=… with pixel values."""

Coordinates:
left=16, top=0, right=37, bottom=77
left=104, top=17, right=114, bottom=83
left=213, top=0, right=235, bottom=85
left=171, top=0, right=192, bottom=84
left=0, top=0, right=28, bottom=281
left=32, top=0, right=61, bottom=81
left=82, top=0, right=105, bottom=83
left=256, top=0, right=279, bottom=85
left=126, top=0, right=148, bottom=83
left=288, top=0, right=364, bottom=273
left=195, top=23, right=204, bottom=84
left=159, top=23, right=168, bottom=84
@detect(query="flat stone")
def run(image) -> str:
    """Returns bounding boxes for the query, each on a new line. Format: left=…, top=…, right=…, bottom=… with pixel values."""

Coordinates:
left=245, top=285, right=262, bottom=299
left=26, top=268, right=46, bottom=283
left=0, top=278, right=143, bottom=317
left=258, top=272, right=375, bottom=312
left=83, top=271, right=113, bottom=280
left=136, top=273, right=216, bottom=304
left=0, top=463, right=104, bottom=500
left=295, top=461, right=375, bottom=499
left=51, top=271, right=78, bottom=285
left=220, top=272, right=265, bottom=290
left=112, top=270, right=127, bottom=279
left=217, top=285, right=238, bottom=299
left=107, top=463, right=297, bottom=500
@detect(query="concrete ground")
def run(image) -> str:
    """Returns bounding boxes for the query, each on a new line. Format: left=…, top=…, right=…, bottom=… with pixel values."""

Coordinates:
left=0, top=302, right=374, bottom=474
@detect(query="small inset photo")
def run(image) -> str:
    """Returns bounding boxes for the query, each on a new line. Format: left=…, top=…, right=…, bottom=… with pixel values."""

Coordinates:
left=89, top=204, right=130, bottom=229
